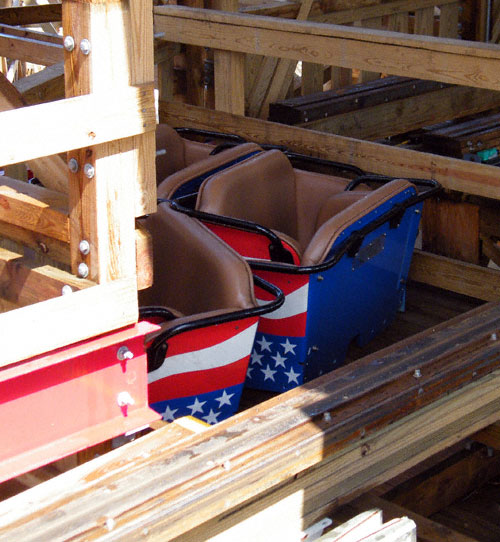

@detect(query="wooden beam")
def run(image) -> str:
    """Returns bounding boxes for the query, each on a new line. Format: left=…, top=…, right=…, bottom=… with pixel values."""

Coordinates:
left=13, top=62, right=64, bottom=106
left=0, top=177, right=69, bottom=243
left=472, top=422, right=500, bottom=449
left=343, top=494, right=479, bottom=542
left=0, top=247, right=92, bottom=310
left=2, top=302, right=500, bottom=539
left=410, top=250, right=500, bottom=301
left=154, top=6, right=500, bottom=91
left=300, top=85, right=500, bottom=140
left=0, top=85, right=155, bottom=169
left=0, top=276, right=137, bottom=366
left=0, top=32, right=62, bottom=66
left=0, top=71, right=68, bottom=193
left=159, top=101, right=500, bottom=200
left=0, top=4, right=62, bottom=26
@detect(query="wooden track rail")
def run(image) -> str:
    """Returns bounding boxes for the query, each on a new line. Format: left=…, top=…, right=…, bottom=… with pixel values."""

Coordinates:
left=1, top=300, right=500, bottom=541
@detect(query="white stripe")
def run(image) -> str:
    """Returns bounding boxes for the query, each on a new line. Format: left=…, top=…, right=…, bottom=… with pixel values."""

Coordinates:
left=257, top=283, right=309, bottom=320
left=148, top=322, right=258, bottom=383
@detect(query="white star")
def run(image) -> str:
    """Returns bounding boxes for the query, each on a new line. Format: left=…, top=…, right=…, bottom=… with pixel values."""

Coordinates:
left=246, top=366, right=254, bottom=378
left=261, top=364, right=277, bottom=381
left=251, top=351, right=264, bottom=365
left=256, top=335, right=273, bottom=352
left=187, top=397, right=206, bottom=415
left=203, top=409, right=220, bottom=424
left=281, top=338, right=297, bottom=355
left=284, top=366, right=300, bottom=385
left=162, top=404, right=178, bottom=421
left=215, top=390, right=234, bottom=407
left=272, top=351, right=287, bottom=368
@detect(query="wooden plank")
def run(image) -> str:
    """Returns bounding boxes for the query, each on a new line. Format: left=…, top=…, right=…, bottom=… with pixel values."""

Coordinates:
left=153, top=6, right=500, bottom=91
left=414, top=6, right=435, bottom=36
left=439, top=3, right=460, bottom=39
left=410, top=250, right=500, bottom=301
left=0, top=71, right=67, bottom=193
left=2, top=304, right=500, bottom=540
left=159, top=101, right=500, bottom=200
left=386, top=447, right=500, bottom=517
left=13, top=62, right=64, bottom=105
left=0, top=32, right=62, bottom=66
left=0, top=85, right=156, bottom=169
left=357, top=16, right=383, bottom=83
left=0, top=277, right=137, bottom=366
left=421, top=199, right=480, bottom=264
left=255, top=0, right=315, bottom=119
left=0, top=247, right=92, bottom=309
left=300, top=85, right=500, bottom=140
left=0, top=176, right=69, bottom=243
left=473, top=422, right=500, bottom=449
left=320, top=510, right=383, bottom=540
left=344, top=494, right=479, bottom=542
left=0, top=4, right=62, bottom=26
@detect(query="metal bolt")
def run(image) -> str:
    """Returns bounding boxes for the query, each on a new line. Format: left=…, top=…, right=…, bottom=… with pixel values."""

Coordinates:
left=61, top=285, right=73, bottom=295
left=317, top=275, right=324, bottom=281
left=117, top=346, right=134, bottom=361
left=79, top=239, right=90, bottom=256
left=80, top=38, right=91, bottom=55
left=63, top=35, right=75, bottom=52
left=83, top=163, right=95, bottom=179
left=117, top=391, right=135, bottom=407
left=77, top=262, right=89, bottom=278
left=491, top=333, right=498, bottom=341
left=415, top=209, right=421, bottom=214
left=414, top=368, right=422, bottom=379
left=312, top=345, right=319, bottom=351
left=68, top=158, right=79, bottom=173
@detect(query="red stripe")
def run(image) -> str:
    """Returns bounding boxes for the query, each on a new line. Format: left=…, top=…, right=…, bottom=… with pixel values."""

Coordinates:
left=148, top=356, right=249, bottom=401
left=255, top=270, right=309, bottom=298
left=258, top=311, right=307, bottom=336
left=149, top=317, right=257, bottom=357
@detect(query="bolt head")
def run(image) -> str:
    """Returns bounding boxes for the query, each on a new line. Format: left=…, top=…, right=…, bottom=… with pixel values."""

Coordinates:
left=414, top=368, right=422, bottom=379
left=79, top=239, right=90, bottom=255
left=117, top=346, right=134, bottom=361
left=83, top=163, right=95, bottom=179
left=80, top=39, right=91, bottom=55
left=117, top=391, right=135, bottom=407
left=77, top=262, right=89, bottom=278
left=63, top=35, right=75, bottom=52
left=61, top=285, right=73, bottom=295
left=68, top=158, right=79, bottom=173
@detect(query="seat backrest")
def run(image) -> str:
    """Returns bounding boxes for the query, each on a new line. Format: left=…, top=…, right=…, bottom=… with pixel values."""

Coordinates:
left=157, top=142, right=262, bottom=200
left=140, top=203, right=258, bottom=316
left=301, top=179, right=416, bottom=266
left=197, top=149, right=299, bottom=241
left=155, top=124, right=215, bottom=185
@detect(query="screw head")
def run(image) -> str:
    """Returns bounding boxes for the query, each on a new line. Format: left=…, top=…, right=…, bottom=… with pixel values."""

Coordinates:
left=63, top=35, right=75, bottom=52
left=77, top=262, right=89, bottom=278
left=83, top=163, right=95, bottom=179
left=80, top=39, right=91, bottom=55
left=414, top=368, right=422, bottom=379
left=79, top=239, right=90, bottom=255
left=117, top=346, right=134, bottom=361
left=61, top=285, right=73, bottom=295
left=68, top=158, right=79, bottom=173
left=117, top=391, right=135, bottom=407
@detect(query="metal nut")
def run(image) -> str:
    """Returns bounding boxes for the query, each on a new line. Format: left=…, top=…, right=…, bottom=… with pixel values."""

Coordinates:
left=117, top=346, right=134, bottom=361
left=63, top=35, right=75, bottom=52
left=83, top=163, right=95, bottom=179
left=68, top=158, right=79, bottom=173
left=77, top=262, right=89, bottom=278
left=79, top=240, right=90, bottom=256
left=80, top=39, right=91, bottom=55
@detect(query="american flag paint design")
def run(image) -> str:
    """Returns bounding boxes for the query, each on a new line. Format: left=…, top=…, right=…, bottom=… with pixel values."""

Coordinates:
left=246, top=272, right=310, bottom=392
left=148, top=319, right=258, bottom=423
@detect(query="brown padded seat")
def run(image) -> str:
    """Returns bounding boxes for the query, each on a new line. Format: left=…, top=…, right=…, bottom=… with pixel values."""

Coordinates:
left=196, top=149, right=355, bottom=256
left=302, top=179, right=414, bottom=266
left=196, top=149, right=415, bottom=266
left=155, top=124, right=216, bottom=185
left=157, top=142, right=262, bottom=200
left=140, top=202, right=258, bottom=318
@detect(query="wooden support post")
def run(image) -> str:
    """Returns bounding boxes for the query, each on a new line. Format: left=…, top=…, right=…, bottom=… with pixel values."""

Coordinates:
left=213, top=0, right=244, bottom=115
left=63, top=0, right=154, bottom=281
left=414, top=6, right=435, bottom=36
